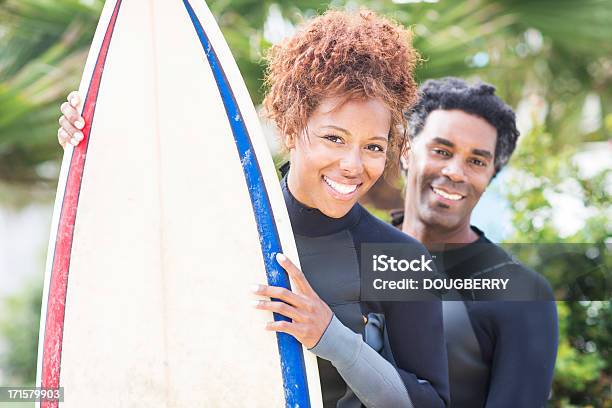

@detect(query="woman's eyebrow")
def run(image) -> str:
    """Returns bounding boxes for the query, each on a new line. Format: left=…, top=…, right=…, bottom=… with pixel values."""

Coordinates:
left=370, top=136, right=389, bottom=142
left=321, top=125, right=388, bottom=141
left=321, top=125, right=350, bottom=135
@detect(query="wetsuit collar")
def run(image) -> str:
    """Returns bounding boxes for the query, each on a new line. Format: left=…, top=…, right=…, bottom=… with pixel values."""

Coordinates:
left=468, top=226, right=490, bottom=244
left=281, top=173, right=362, bottom=237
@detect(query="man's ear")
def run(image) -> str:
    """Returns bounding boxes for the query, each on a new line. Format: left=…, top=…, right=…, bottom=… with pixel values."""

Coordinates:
left=400, top=140, right=411, bottom=172
left=487, top=165, right=498, bottom=186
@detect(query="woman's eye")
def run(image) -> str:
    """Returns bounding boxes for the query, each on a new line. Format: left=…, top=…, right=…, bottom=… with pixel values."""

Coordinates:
left=433, top=148, right=450, bottom=157
left=366, top=144, right=385, bottom=153
left=324, top=135, right=343, bottom=144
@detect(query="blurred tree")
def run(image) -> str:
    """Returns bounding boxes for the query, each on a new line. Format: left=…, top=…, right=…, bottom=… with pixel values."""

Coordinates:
left=505, top=121, right=611, bottom=406
left=553, top=302, right=610, bottom=407
left=0, top=278, right=42, bottom=385
left=0, top=0, right=103, bottom=193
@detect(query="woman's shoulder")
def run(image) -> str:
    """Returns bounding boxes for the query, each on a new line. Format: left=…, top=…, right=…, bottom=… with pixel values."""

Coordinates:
left=354, top=204, right=426, bottom=247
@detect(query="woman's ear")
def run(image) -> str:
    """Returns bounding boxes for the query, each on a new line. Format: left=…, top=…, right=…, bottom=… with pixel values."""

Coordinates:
left=283, top=133, right=296, bottom=150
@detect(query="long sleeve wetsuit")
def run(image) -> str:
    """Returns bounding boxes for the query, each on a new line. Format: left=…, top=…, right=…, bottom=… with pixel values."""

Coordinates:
left=282, top=173, right=450, bottom=408
left=390, top=210, right=558, bottom=408
left=432, top=227, right=558, bottom=408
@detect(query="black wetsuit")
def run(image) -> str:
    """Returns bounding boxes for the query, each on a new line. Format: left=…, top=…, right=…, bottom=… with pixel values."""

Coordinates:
left=391, top=210, right=557, bottom=407
left=432, top=228, right=558, bottom=408
left=282, top=172, right=450, bottom=408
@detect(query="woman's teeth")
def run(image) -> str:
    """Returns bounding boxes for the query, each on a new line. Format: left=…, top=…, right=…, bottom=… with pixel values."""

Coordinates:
left=432, top=187, right=463, bottom=201
left=324, top=176, right=358, bottom=195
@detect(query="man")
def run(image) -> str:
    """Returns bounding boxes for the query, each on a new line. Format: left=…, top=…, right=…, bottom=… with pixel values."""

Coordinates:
left=394, top=77, right=558, bottom=407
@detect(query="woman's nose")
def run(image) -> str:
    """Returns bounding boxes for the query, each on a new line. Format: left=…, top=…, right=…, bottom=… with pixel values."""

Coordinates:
left=339, top=147, right=364, bottom=175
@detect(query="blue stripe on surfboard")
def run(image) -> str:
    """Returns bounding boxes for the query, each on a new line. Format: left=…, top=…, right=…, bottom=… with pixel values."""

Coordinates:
left=182, top=1, right=311, bottom=407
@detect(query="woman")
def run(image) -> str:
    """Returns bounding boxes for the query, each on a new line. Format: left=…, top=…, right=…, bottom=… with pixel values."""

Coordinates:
left=58, top=9, right=449, bottom=408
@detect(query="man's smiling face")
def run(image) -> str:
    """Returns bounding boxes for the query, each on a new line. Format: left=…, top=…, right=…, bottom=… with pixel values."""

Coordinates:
left=404, top=109, right=497, bottom=231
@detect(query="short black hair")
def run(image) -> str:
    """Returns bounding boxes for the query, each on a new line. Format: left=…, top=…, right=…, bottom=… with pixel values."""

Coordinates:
left=406, top=77, right=520, bottom=176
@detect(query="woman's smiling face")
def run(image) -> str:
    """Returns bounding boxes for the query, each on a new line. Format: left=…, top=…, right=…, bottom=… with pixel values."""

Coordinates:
left=286, top=97, right=392, bottom=218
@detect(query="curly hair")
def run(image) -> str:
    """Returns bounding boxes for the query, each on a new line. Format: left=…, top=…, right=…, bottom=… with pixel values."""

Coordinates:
left=406, top=77, right=520, bottom=176
left=263, top=9, right=419, bottom=176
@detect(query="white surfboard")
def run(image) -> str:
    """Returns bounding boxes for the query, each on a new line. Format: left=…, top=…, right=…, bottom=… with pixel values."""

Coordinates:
left=35, top=0, right=323, bottom=406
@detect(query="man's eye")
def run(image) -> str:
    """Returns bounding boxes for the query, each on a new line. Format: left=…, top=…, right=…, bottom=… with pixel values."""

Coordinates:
left=471, top=158, right=486, bottom=167
left=324, top=135, right=343, bottom=144
left=366, top=144, right=385, bottom=153
left=433, top=148, right=450, bottom=157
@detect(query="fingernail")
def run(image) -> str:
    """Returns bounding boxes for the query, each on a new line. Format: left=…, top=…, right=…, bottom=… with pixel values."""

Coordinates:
left=70, top=137, right=78, bottom=146
left=251, top=300, right=261, bottom=307
left=75, top=131, right=84, bottom=141
left=250, top=284, right=261, bottom=293
left=276, top=253, right=286, bottom=262
left=75, top=119, right=85, bottom=129
left=69, top=96, right=79, bottom=107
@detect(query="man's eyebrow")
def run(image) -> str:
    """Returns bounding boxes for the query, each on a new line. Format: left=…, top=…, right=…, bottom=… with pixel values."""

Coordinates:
left=472, top=148, right=493, bottom=159
left=431, top=137, right=454, bottom=148
left=432, top=137, right=493, bottom=159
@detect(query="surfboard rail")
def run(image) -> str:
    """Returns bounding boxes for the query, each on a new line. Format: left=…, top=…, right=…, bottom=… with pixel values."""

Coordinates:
left=36, top=2, right=124, bottom=408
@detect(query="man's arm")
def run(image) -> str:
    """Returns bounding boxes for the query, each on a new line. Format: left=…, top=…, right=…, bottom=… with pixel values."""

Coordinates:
left=484, top=301, right=558, bottom=407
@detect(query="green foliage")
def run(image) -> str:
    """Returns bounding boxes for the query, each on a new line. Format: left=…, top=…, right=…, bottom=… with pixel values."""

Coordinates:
left=552, top=302, right=611, bottom=407
left=0, top=0, right=103, bottom=202
left=362, top=205, right=391, bottom=223
left=503, top=121, right=610, bottom=407
left=0, top=278, right=42, bottom=385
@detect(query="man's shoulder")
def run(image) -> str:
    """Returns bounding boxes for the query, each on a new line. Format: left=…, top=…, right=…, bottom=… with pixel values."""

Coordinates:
left=465, top=239, right=555, bottom=301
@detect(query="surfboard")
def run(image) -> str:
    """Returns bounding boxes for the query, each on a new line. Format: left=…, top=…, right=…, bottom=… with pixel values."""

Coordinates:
left=35, top=0, right=323, bottom=406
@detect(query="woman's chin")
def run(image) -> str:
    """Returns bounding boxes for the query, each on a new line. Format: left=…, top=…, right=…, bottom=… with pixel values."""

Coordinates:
left=318, top=200, right=355, bottom=218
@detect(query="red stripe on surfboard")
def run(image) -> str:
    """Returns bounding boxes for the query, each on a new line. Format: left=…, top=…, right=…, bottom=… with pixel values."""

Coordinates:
left=41, top=1, right=122, bottom=406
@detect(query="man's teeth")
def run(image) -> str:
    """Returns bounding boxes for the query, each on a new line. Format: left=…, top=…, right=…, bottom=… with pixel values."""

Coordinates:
left=324, top=176, right=357, bottom=195
left=432, top=187, right=463, bottom=201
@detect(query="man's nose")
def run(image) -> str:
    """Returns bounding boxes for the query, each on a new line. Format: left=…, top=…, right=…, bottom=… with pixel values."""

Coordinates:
left=340, top=147, right=364, bottom=176
left=441, top=160, right=466, bottom=183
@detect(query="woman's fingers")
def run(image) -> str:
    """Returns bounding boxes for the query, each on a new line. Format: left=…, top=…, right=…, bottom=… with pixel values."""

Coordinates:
left=57, top=128, right=70, bottom=149
left=60, top=102, right=85, bottom=130
left=58, top=123, right=82, bottom=148
left=57, top=91, right=84, bottom=149
left=58, top=116, right=84, bottom=147
left=265, top=320, right=306, bottom=339
left=276, top=253, right=316, bottom=297
left=252, top=254, right=333, bottom=348
left=67, top=91, right=81, bottom=109
left=253, top=299, right=305, bottom=322
left=251, top=284, right=309, bottom=309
